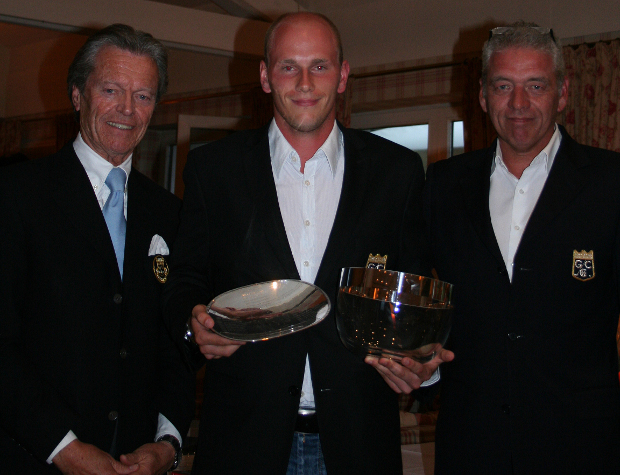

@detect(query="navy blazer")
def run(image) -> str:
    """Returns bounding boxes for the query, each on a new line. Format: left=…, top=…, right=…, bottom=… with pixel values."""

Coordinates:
left=425, top=126, right=620, bottom=474
left=0, top=144, right=195, bottom=473
left=164, top=123, right=428, bottom=475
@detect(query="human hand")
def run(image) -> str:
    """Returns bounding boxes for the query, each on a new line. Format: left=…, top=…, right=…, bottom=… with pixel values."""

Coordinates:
left=191, top=304, right=244, bottom=359
left=119, top=442, right=175, bottom=475
left=365, top=347, right=454, bottom=393
left=53, top=440, right=138, bottom=475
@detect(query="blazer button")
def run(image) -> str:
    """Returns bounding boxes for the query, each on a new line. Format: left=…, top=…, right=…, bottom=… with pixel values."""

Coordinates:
left=288, top=385, right=300, bottom=396
left=497, top=267, right=507, bottom=276
left=113, top=294, right=123, bottom=304
left=119, top=348, right=128, bottom=359
left=108, top=410, right=118, bottom=421
left=501, top=404, right=510, bottom=415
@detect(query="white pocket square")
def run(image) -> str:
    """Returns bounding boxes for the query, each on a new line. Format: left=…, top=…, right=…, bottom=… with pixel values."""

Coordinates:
left=148, top=234, right=169, bottom=256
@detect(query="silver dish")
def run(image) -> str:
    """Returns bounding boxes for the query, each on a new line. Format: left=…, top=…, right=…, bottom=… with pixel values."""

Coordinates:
left=208, top=280, right=331, bottom=342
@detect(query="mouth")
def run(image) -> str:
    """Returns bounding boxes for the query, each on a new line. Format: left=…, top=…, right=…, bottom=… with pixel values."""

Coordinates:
left=107, top=121, right=134, bottom=130
left=291, top=97, right=321, bottom=107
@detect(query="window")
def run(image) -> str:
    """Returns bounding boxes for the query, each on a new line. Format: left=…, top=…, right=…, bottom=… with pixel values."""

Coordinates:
left=368, top=124, right=429, bottom=168
left=351, top=104, right=462, bottom=168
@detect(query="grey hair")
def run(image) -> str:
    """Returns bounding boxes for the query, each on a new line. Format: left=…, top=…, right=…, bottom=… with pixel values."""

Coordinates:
left=481, top=20, right=565, bottom=95
left=263, top=12, right=343, bottom=67
left=67, top=23, right=168, bottom=108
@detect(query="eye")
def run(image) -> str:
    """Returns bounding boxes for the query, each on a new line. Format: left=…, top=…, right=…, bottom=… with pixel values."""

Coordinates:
left=137, top=94, right=151, bottom=101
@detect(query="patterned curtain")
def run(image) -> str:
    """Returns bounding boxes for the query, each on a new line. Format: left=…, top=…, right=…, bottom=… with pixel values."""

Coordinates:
left=559, top=39, right=620, bottom=152
left=461, top=57, right=495, bottom=153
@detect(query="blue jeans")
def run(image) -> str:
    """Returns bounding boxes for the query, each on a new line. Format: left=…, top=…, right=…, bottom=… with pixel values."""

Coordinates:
left=286, top=432, right=327, bottom=475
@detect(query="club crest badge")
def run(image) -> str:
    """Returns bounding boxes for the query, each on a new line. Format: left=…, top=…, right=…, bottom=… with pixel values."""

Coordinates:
left=366, top=253, right=387, bottom=270
left=153, top=255, right=169, bottom=283
left=572, top=250, right=594, bottom=281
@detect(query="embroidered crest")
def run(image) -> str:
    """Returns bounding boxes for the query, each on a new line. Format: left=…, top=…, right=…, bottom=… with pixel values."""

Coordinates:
left=366, top=253, right=387, bottom=270
left=572, top=250, right=594, bottom=281
left=153, top=255, right=169, bottom=283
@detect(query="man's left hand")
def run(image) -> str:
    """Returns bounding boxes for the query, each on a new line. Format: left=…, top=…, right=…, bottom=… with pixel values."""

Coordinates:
left=119, top=442, right=176, bottom=475
left=365, top=348, right=454, bottom=393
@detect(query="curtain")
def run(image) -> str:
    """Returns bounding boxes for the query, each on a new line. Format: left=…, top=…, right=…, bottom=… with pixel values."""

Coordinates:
left=461, top=57, right=495, bottom=153
left=559, top=39, right=620, bottom=152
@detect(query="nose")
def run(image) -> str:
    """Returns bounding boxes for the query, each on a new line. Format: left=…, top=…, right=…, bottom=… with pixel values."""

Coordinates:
left=116, top=92, right=134, bottom=116
left=296, top=69, right=314, bottom=93
left=509, top=86, right=529, bottom=111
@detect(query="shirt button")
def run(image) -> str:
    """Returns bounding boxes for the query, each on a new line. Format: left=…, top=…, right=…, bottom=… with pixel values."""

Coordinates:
left=514, top=225, right=520, bottom=231
left=519, top=189, right=524, bottom=194
left=304, top=220, right=310, bottom=226
left=303, top=261, right=309, bottom=267
left=291, top=156, right=297, bottom=162
left=113, top=294, right=122, bottom=304
left=304, top=180, right=311, bottom=186
left=108, top=411, right=118, bottom=421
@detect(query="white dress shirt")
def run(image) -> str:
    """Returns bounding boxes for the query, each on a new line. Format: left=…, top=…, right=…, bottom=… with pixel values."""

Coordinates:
left=269, top=120, right=344, bottom=411
left=47, top=134, right=181, bottom=463
left=490, top=126, right=562, bottom=282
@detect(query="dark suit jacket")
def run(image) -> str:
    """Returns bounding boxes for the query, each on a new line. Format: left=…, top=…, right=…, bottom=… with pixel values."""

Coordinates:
left=0, top=144, right=195, bottom=473
left=424, top=126, right=620, bottom=474
left=163, top=123, right=428, bottom=475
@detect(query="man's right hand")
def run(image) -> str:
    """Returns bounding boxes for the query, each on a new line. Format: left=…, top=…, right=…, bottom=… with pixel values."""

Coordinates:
left=191, top=304, right=244, bottom=359
left=53, top=440, right=138, bottom=475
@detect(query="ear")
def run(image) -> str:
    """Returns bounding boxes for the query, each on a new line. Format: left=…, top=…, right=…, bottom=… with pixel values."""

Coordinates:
left=71, top=85, right=81, bottom=111
left=337, top=60, right=350, bottom=94
left=259, top=61, right=271, bottom=94
left=557, top=77, right=569, bottom=113
left=478, top=79, right=488, bottom=113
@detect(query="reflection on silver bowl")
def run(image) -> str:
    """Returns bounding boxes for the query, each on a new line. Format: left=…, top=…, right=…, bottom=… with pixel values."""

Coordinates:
left=208, top=279, right=330, bottom=342
left=336, top=267, right=453, bottom=362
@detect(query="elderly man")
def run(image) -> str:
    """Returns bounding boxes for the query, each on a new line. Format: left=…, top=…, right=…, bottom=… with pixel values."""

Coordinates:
left=0, top=24, right=194, bottom=474
left=163, top=11, right=450, bottom=475
left=425, top=21, right=620, bottom=474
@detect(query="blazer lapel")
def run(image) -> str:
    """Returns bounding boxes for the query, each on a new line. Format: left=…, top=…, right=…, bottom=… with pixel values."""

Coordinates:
left=458, top=145, right=506, bottom=266
left=49, top=146, right=119, bottom=276
left=243, top=129, right=300, bottom=279
left=517, top=130, right=590, bottom=250
left=123, top=170, right=154, bottom=284
left=315, top=126, right=371, bottom=286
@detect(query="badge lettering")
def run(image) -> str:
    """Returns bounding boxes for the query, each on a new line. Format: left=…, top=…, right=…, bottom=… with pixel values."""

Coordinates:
left=572, top=250, right=594, bottom=281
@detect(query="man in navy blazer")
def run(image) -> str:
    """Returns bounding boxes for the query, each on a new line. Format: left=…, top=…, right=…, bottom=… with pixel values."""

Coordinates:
left=0, top=25, right=194, bottom=474
left=425, top=22, right=620, bottom=474
left=164, top=12, right=452, bottom=475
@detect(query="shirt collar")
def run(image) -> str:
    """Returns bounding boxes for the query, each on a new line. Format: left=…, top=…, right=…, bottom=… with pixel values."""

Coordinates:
left=73, top=132, right=132, bottom=189
left=268, top=120, right=343, bottom=179
left=491, top=124, right=562, bottom=176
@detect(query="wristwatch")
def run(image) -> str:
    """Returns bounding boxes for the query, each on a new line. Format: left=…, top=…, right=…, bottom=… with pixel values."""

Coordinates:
left=156, top=434, right=182, bottom=470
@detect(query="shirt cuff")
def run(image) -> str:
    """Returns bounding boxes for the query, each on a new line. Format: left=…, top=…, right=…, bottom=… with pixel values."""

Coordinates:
left=47, top=430, right=78, bottom=464
left=156, top=413, right=183, bottom=447
left=420, top=366, right=440, bottom=387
